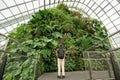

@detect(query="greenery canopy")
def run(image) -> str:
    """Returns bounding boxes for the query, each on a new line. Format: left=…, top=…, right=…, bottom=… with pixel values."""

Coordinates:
left=4, top=3, right=110, bottom=80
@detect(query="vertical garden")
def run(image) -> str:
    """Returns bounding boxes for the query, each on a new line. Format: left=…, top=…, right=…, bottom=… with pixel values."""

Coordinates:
left=4, top=3, right=110, bottom=80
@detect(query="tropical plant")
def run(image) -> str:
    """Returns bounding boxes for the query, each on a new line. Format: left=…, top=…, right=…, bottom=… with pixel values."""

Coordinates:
left=4, top=3, right=110, bottom=80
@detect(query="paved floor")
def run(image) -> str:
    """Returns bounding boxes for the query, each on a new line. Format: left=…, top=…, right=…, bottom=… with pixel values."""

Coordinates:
left=38, top=71, right=115, bottom=80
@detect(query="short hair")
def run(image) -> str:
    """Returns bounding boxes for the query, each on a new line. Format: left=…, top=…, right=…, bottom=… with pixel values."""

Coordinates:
left=58, top=43, right=63, bottom=48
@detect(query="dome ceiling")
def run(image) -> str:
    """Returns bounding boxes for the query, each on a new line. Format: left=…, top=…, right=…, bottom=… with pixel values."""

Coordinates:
left=0, top=0, right=120, bottom=48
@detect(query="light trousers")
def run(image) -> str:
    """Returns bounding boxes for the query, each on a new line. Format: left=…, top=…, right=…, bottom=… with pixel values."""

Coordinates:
left=57, top=58, right=65, bottom=76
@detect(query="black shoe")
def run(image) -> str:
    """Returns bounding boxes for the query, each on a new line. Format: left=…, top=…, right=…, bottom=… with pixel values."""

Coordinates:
left=57, top=76, right=61, bottom=79
left=62, top=76, right=65, bottom=78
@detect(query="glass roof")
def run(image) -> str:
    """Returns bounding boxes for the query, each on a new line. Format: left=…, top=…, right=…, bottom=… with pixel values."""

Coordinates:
left=0, top=0, right=120, bottom=48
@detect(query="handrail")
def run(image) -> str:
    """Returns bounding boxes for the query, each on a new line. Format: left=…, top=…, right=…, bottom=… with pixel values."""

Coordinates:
left=0, top=33, right=38, bottom=60
left=0, top=33, right=8, bottom=38
left=0, top=33, right=39, bottom=80
left=0, top=33, right=20, bottom=44
left=84, top=47, right=120, bottom=57
left=0, top=38, right=9, bottom=80
left=0, top=49, right=38, bottom=60
left=110, top=52, right=120, bottom=80
left=84, top=48, right=120, bottom=80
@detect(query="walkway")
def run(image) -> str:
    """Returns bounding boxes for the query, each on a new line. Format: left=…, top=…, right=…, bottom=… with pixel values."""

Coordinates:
left=38, top=71, right=114, bottom=80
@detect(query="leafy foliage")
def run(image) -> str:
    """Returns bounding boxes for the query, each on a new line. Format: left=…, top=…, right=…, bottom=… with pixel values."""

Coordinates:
left=4, top=3, right=110, bottom=80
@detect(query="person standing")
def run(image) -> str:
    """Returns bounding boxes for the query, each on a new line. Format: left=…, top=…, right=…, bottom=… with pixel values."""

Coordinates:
left=56, top=43, right=65, bottom=79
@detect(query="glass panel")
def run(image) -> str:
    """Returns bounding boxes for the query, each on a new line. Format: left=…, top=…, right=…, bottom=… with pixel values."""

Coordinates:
left=100, top=14, right=107, bottom=21
left=3, top=0, right=15, bottom=7
left=106, top=8, right=116, bottom=16
left=116, top=25, right=120, bottom=30
left=80, top=0, right=85, bottom=3
left=114, top=4, right=120, bottom=11
left=73, top=2, right=78, bottom=7
left=15, top=14, right=22, bottom=19
left=54, top=0, right=59, bottom=3
left=26, top=2, right=34, bottom=10
left=22, top=12, right=29, bottom=17
left=24, top=0, right=31, bottom=2
left=108, top=26, right=117, bottom=34
left=94, top=15, right=99, bottom=20
left=45, top=0, right=49, bottom=5
left=112, top=45, right=117, bottom=48
left=5, top=26, right=13, bottom=32
left=12, top=23, right=18, bottom=29
left=104, top=5, right=112, bottom=12
left=98, top=11, right=104, bottom=17
left=103, top=19, right=111, bottom=25
left=87, top=10, right=92, bottom=15
left=111, top=0, right=118, bottom=6
left=84, top=7, right=89, bottom=12
left=0, top=41, right=6, bottom=48
left=40, top=0, right=44, bottom=6
left=35, top=8, right=39, bottom=12
left=96, top=0, right=104, bottom=5
left=84, top=0, right=90, bottom=4
left=0, top=29, right=7, bottom=34
left=28, top=10, right=34, bottom=14
left=100, top=1, right=108, bottom=8
left=114, top=38, right=120, bottom=44
left=0, top=14, right=4, bottom=21
left=111, top=38, right=116, bottom=45
left=95, top=7, right=101, bottom=14
left=15, top=0, right=24, bottom=4
left=51, top=0, right=55, bottom=4
left=117, top=44, right=120, bottom=48
left=69, top=2, right=74, bottom=7
left=115, top=18, right=120, bottom=26
left=64, top=2, right=70, bottom=6
left=7, top=17, right=15, bottom=22
left=49, top=4, right=54, bottom=8
left=105, top=23, right=114, bottom=30
left=91, top=13, right=96, bottom=18
left=24, top=19, right=30, bottom=23
left=77, top=3, right=82, bottom=8
left=0, top=1, right=7, bottom=9
left=33, top=1, right=39, bottom=8
left=1, top=9, right=13, bottom=18
left=91, top=4, right=97, bottom=10
left=81, top=5, right=86, bottom=10
left=18, top=4, right=27, bottom=13
left=75, top=0, right=80, bottom=1
left=0, top=19, right=8, bottom=25
left=10, top=7, right=20, bottom=15
left=110, top=13, right=119, bottom=21
left=88, top=1, right=94, bottom=7
left=54, top=4, right=58, bottom=7
left=19, top=20, right=25, bottom=24
left=112, top=33, right=120, bottom=39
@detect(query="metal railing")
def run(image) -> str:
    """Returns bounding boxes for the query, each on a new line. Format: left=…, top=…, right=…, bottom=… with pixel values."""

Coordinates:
left=0, top=33, right=39, bottom=80
left=0, top=0, right=120, bottom=80
left=0, top=35, right=9, bottom=80
left=84, top=30, right=120, bottom=80
left=83, top=51, right=115, bottom=80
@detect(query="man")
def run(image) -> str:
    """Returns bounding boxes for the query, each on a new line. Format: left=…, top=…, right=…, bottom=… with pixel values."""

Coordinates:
left=56, top=43, right=65, bottom=79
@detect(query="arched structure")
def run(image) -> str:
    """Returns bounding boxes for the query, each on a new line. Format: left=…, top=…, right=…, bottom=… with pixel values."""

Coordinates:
left=0, top=0, right=120, bottom=80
